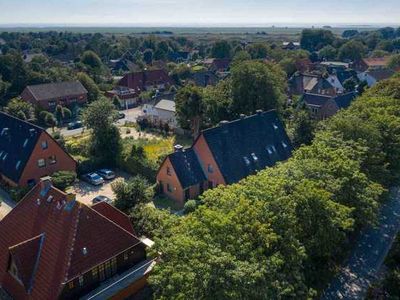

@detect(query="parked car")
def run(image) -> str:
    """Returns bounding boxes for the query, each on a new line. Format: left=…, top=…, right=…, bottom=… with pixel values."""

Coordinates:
left=97, top=169, right=116, bottom=180
left=118, top=112, right=125, bottom=119
left=92, top=195, right=113, bottom=205
left=67, top=121, right=83, bottom=130
left=82, top=173, right=104, bottom=185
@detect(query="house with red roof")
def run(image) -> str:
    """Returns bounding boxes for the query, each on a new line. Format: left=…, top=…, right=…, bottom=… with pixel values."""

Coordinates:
left=0, top=178, right=154, bottom=300
left=117, top=69, right=174, bottom=93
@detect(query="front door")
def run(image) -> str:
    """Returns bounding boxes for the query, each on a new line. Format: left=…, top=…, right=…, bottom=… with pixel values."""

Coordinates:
left=184, top=189, right=190, bottom=201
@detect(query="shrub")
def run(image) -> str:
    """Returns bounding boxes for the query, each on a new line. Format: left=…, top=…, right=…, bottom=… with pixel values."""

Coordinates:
left=51, top=171, right=77, bottom=191
left=183, top=200, right=197, bottom=214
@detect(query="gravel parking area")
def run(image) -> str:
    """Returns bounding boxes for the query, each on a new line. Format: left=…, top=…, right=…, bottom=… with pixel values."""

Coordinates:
left=69, top=171, right=131, bottom=206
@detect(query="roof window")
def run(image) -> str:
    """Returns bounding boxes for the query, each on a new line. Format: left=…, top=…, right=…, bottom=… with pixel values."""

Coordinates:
left=243, top=156, right=251, bottom=166
left=23, top=138, right=29, bottom=148
left=251, top=153, right=258, bottom=162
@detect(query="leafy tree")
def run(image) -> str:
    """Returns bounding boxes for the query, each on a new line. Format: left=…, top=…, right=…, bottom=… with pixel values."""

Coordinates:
left=175, top=85, right=205, bottom=139
left=343, top=77, right=357, bottom=92
left=112, top=175, right=153, bottom=213
left=55, top=104, right=71, bottom=125
left=51, top=171, right=77, bottom=191
left=230, top=60, right=286, bottom=116
left=318, top=45, right=337, bottom=60
left=82, top=98, right=121, bottom=165
left=247, top=42, right=269, bottom=59
left=291, top=109, right=315, bottom=148
left=338, top=40, right=366, bottom=61
left=76, top=72, right=100, bottom=102
left=388, top=54, right=400, bottom=70
left=143, top=49, right=154, bottom=65
left=80, top=50, right=103, bottom=70
left=279, top=57, right=297, bottom=77
left=44, top=112, right=57, bottom=130
left=342, top=30, right=359, bottom=38
left=203, top=79, right=233, bottom=125
left=300, top=29, right=335, bottom=52
left=112, top=95, right=121, bottom=110
left=211, top=40, right=231, bottom=59
left=231, top=50, right=251, bottom=65
left=5, top=98, right=34, bottom=120
left=0, top=76, right=10, bottom=106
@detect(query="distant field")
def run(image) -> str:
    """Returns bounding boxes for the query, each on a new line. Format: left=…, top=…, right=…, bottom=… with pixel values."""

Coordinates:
left=0, top=26, right=381, bottom=36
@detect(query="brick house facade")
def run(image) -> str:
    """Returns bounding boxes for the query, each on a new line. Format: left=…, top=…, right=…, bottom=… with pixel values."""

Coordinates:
left=0, top=112, right=76, bottom=187
left=21, top=81, right=88, bottom=111
left=157, top=110, right=293, bottom=206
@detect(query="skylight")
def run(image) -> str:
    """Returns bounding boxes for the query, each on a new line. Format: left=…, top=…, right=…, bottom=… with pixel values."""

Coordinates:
left=251, top=153, right=258, bottom=161
left=266, top=147, right=273, bottom=155
left=243, top=156, right=251, bottom=166
left=282, top=141, right=288, bottom=148
left=273, top=123, right=278, bottom=130
left=15, top=160, right=21, bottom=170
left=23, top=138, right=29, bottom=148
left=2, top=153, right=8, bottom=161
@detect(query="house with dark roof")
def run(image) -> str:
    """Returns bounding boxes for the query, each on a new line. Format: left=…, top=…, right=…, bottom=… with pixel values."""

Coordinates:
left=118, top=69, right=174, bottom=93
left=21, top=81, right=88, bottom=111
left=289, top=73, right=343, bottom=96
left=203, top=58, right=231, bottom=73
left=300, top=92, right=357, bottom=120
left=189, top=71, right=219, bottom=87
left=156, top=110, right=292, bottom=205
left=0, top=112, right=76, bottom=187
left=0, top=178, right=154, bottom=300
left=357, top=68, right=395, bottom=87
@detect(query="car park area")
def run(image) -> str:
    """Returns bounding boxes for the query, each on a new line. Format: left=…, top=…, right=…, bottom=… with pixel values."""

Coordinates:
left=69, top=170, right=130, bottom=206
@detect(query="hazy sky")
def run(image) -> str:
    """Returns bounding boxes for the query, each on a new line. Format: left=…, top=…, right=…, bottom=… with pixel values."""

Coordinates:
left=0, top=0, right=399, bottom=26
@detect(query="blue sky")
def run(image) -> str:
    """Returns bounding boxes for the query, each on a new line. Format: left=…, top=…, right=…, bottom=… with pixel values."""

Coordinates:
left=0, top=0, right=399, bottom=25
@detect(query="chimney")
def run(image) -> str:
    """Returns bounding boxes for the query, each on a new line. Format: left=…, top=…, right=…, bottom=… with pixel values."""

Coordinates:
left=174, top=144, right=183, bottom=152
left=239, top=114, right=246, bottom=119
left=256, top=109, right=263, bottom=115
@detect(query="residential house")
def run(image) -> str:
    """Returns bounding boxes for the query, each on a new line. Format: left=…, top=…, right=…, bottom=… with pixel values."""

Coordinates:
left=0, top=112, right=76, bottom=188
left=203, top=58, right=231, bottom=73
left=118, top=69, right=174, bottom=93
left=168, top=51, right=190, bottom=63
left=357, top=68, right=395, bottom=87
left=156, top=110, right=292, bottom=205
left=142, top=99, right=179, bottom=131
left=289, top=73, right=343, bottom=96
left=105, top=86, right=139, bottom=109
left=21, top=81, right=88, bottom=111
left=300, top=92, right=357, bottom=120
left=354, top=56, right=391, bottom=72
left=189, top=71, right=219, bottom=87
left=282, top=41, right=300, bottom=50
left=0, top=178, right=154, bottom=300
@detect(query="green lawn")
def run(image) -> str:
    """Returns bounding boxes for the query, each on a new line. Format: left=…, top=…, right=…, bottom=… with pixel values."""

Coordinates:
left=152, top=195, right=183, bottom=212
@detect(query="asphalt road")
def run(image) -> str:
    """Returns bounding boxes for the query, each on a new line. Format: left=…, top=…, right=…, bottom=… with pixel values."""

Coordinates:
left=322, top=188, right=400, bottom=299
left=47, top=106, right=144, bottom=138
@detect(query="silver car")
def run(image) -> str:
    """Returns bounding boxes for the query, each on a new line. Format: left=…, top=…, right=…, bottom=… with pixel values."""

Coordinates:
left=82, top=173, right=104, bottom=185
left=97, top=169, right=116, bottom=180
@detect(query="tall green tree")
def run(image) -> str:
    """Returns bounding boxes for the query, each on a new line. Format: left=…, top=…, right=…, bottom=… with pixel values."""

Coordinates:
left=76, top=72, right=100, bottom=102
left=300, top=29, right=335, bottom=52
left=230, top=61, right=286, bottom=116
left=175, top=85, right=205, bottom=139
left=338, top=40, right=366, bottom=61
left=82, top=98, right=121, bottom=166
left=211, top=40, right=232, bottom=59
left=5, top=98, right=34, bottom=120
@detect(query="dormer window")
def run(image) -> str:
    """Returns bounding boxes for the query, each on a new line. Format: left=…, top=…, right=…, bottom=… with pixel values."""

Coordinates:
left=41, top=141, right=48, bottom=150
left=8, top=257, right=21, bottom=282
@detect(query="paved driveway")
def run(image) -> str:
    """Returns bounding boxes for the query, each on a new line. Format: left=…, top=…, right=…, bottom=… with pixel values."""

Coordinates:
left=0, top=188, right=15, bottom=219
left=70, top=171, right=131, bottom=206
left=322, top=187, right=400, bottom=299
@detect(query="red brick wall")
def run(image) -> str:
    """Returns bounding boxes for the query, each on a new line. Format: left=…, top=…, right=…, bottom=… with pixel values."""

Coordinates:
left=318, top=99, right=339, bottom=120
left=156, top=157, right=185, bottom=204
left=18, top=132, right=76, bottom=186
left=193, top=134, right=226, bottom=188
left=20, top=88, right=36, bottom=107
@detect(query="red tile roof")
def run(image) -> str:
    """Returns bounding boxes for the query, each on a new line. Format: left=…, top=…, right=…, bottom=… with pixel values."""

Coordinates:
left=362, top=56, right=391, bottom=68
left=118, top=69, right=174, bottom=91
left=92, top=201, right=136, bottom=235
left=0, top=180, right=145, bottom=299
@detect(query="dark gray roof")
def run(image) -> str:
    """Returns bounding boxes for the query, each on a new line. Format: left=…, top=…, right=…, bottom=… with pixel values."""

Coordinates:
left=202, top=110, right=292, bottom=184
left=0, top=112, right=43, bottom=183
left=26, top=81, right=87, bottom=101
left=301, top=93, right=331, bottom=107
left=168, top=148, right=206, bottom=189
left=333, top=92, right=357, bottom=109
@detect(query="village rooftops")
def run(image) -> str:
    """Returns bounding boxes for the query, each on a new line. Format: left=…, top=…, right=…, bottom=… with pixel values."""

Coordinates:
left=23, top=81, right=87, bottom=102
